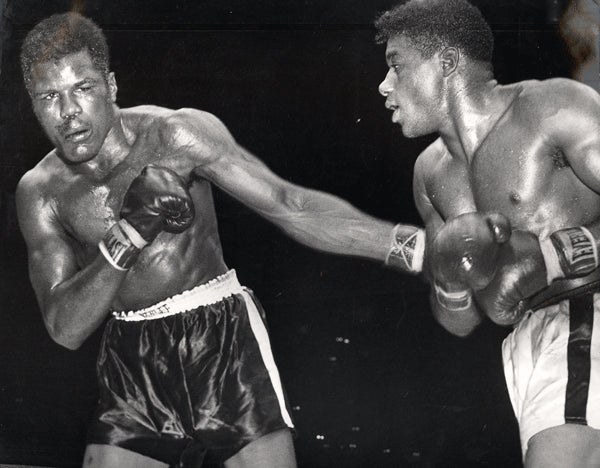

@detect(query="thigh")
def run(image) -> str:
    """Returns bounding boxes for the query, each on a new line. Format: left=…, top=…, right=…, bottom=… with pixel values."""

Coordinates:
left=224, top=429, right=296, bottom=468
left=525, top=425, right=600, bottom=468
left=82, top=444, right=168, bottom=468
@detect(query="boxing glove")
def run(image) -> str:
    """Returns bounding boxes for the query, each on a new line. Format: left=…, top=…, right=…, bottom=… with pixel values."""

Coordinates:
left=120, top=165, right=195, bottom=242
left=99, top=165, right=195, bottom=270
left=476, top=226, right=599, bottom=325
left=430, top=212, right=512, bottom=311
left=431, top=211, right=512, bottom=289
left=474, top=230, right=548, bottom=325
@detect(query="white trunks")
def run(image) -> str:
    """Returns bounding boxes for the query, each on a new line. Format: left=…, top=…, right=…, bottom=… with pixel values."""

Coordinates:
left=502, top=293, right=600, bottom=456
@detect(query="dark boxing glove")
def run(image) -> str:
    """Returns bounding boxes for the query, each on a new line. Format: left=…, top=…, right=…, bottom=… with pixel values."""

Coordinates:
left=99, top=165, right=195, bottom=270
left=430, top=212, right=511, bottom=311
left=120, top=165, right=195, bottom=241
left=476, top=226, right=599, bottom=325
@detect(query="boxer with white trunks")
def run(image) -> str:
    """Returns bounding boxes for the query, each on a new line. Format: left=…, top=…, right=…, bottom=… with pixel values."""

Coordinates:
left=375, top=0, right=600, bottom=466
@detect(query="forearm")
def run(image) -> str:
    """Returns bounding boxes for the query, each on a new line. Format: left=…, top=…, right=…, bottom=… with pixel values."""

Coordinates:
left=263, top=188, right=422, bottom=269
left=41, top=254, right=127, bottom=350
left=267, top=204, right=394, bottom=261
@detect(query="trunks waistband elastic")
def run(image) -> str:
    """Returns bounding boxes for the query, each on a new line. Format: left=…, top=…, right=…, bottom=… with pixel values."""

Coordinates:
left=528, top=269, right=600, bottom=311
left=112, top=270, right=243, bottom=321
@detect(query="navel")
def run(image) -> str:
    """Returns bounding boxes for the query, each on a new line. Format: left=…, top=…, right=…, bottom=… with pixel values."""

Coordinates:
left=509, top=191, right=521, bottom=204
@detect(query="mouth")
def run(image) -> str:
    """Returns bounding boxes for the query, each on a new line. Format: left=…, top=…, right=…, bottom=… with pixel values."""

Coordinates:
left=63, top=127, right=92, bottom=143
left=385, top=103, right=401, bottom=123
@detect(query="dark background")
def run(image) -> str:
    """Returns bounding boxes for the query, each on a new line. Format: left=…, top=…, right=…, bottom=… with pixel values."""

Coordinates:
left=0, top=0, right=582, bottom=467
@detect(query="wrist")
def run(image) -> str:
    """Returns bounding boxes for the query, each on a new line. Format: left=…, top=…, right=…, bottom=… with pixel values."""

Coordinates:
left=99, top=219, right=148, bottom=271
left=385, top=225, right=425, bottom=273
left=433, top=280, right=473, bottom=311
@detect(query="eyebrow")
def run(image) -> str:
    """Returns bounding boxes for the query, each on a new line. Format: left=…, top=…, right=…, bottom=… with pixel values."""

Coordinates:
left=33, top=78, right=98, bottom=97
left=74, top=78, right=98, bottom=87
left=385, top=51, right=400, bottom=62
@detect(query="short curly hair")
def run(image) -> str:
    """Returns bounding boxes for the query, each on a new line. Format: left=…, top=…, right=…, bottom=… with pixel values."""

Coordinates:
left=20, top=12, right=110, bottom=94
left=375, top=0, right=494, bottom=63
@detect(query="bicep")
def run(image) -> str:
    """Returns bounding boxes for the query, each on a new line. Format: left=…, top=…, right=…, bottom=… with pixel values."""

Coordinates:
left=201, top=146, right=300, bottom=218
left=180, top=112, right=299, bottom=216
left=16, top=189, right=78, bottom=309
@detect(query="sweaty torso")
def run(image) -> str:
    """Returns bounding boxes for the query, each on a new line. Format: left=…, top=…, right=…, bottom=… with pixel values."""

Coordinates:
left=40, top=106, right=228, bottom=311
left=422, top=80, right=600, bottom=236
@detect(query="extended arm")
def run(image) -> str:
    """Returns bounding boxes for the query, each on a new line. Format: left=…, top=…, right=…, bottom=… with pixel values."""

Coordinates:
left=173, top=109, right=424, bottom=272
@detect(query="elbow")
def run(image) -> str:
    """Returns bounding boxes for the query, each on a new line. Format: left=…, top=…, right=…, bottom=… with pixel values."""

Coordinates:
left=48, top=327, right=84, bottom=350
left=266, top=187, right=307, bottom=228
left=44, top=317, right=84, bottom=351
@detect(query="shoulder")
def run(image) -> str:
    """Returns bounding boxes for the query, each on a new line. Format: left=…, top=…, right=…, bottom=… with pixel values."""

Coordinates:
left=414, top=138, right=448, bottom=181
left=122, top=106, right=234, bottom=156
left=16, top=152, right=65, bottom=227
left=511, top=79, right=600, bottom=144
left=514, top=78, right=600, bottom=119
left=17, top=151, right=63, bottom=201
left=121, top=106, right=228, bottom=142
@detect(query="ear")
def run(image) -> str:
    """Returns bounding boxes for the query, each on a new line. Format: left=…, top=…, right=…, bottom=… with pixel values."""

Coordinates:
left=440, top=47, right=459, bottom=77
left=107, top=71, right=118, bottom=102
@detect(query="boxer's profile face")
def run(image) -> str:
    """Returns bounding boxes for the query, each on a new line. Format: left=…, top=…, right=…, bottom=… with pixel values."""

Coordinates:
left=30, top=49, right=118, bottom=164
left=378, top=34, right=445, bottom=138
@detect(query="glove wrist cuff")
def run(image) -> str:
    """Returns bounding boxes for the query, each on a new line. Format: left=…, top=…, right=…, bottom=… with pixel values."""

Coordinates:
left=434, top=281, right=472, bottom=311
left=119, top=218, right=149, bottom=250
left=99, top=220, right=148, bottom=271
left=541, top=226, right=598, bottom=283
left=539, top=236, right=564, bottom=284
left=385, top=226, right=425, bottom=273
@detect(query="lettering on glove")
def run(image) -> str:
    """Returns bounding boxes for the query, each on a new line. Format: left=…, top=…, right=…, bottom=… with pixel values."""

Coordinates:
left=99, top=219, right=148, bottom=270
left=540, top=226, right=599, bottom=283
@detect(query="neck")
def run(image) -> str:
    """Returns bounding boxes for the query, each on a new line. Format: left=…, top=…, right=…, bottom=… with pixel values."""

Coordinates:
left=438, top=70, right=514, bottom=162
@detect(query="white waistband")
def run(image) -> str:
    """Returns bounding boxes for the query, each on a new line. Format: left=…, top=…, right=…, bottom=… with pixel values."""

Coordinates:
left=112, top=270, right=244, bottom=321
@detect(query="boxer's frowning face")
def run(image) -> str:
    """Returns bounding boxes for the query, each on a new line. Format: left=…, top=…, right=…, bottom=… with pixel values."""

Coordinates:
left=31, top=49, right=118, bottom=164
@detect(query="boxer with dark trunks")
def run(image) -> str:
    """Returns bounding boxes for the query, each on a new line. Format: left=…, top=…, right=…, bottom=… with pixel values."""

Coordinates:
left=15, top=12, right=420, bottom=468
left=375, top=0, right=600, bottom=466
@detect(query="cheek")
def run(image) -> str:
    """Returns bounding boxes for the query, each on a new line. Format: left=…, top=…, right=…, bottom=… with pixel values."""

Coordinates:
left=34, top=109, right=59, bottom=134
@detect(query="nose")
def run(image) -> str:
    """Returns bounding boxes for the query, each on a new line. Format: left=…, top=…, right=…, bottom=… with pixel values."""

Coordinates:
left=60, top=94, right=82, bottom=120
left=378, top=69, right=394, bottom=97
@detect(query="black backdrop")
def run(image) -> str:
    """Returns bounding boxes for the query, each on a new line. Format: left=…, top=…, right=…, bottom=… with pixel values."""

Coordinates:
left=0, top=1, right=578, bottom=467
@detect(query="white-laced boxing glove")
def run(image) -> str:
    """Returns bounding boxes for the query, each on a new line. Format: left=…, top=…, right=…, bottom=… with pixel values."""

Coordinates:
left=384, top=224, right=426, bottom=274
left=476, top=225, right=599, bottom=325
left=99, top=165, right=195, bottom=270
left=429, top=212, right=512, bottom=312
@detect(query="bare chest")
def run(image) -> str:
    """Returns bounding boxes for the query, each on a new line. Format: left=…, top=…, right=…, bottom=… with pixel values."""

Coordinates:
left=55, top=138, right=181, bottom=255
left=428, top=125, right=599, bottom=233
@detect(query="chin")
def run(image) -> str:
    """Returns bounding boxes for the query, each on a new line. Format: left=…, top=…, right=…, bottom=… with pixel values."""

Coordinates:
left=401, top=123, right=431, bottom=139
left=59, top=146, right=97, bottom=164
left=399, top=126, right=418, bottom=138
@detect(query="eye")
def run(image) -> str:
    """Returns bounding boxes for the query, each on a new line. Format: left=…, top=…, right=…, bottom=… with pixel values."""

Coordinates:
left=77, top=85, right=93, bottom=93
left=42, top=92, right=58, bottom=101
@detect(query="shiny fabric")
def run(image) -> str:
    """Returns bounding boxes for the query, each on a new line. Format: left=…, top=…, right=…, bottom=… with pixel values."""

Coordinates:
left=502, top=291, right=600, bottom=457
left=87, top=289, right=292, bottom=466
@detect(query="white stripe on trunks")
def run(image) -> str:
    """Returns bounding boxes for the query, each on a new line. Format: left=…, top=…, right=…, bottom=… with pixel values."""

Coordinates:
left=241, top=290, right=295, bottom=429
